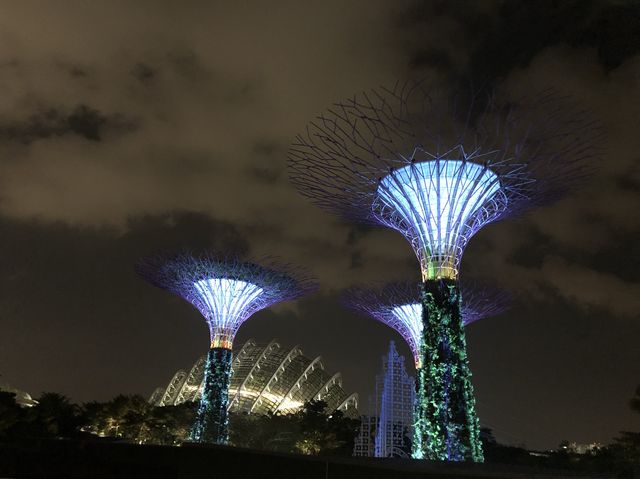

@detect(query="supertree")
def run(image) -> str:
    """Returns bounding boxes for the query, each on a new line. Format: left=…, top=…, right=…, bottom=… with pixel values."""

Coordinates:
left=344, top=281, right=509, bottom=458
left=288, top=80, right=598, bottom=461
left=343, top=282, right=510, bottom=370
left=136, top=252, right=317, bottom=444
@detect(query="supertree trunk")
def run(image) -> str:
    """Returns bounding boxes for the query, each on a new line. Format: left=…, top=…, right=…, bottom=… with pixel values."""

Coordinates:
left=191, top=347, right=233, bottom=444
left=412, top=279, right=483, bottom=462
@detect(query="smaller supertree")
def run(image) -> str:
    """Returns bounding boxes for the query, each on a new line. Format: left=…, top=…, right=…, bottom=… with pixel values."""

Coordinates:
left=136, top=252, right=316, bottom=444
left=343, top=281, right=510, bottom=369
left=344, top=281, right=509, bottom=458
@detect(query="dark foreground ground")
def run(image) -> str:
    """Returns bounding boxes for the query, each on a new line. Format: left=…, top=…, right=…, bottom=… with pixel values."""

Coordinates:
left=0, top=439, right=612, bottom=479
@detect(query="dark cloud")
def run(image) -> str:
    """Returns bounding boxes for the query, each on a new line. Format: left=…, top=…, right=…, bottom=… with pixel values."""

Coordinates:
left=404, top=0, right=640, bottom=82
left=246, top=140, right=285, bottom=183
left=67, top=65, right=89, bottom=79
left=0, top=104, right=135, bottom=144
left=132, top=62, right=156, bottom=85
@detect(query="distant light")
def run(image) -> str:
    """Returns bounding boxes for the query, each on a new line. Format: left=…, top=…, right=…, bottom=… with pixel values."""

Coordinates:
left=194, top=278, right=263, bottom=348
left=376, top=160, right=501, bottom=279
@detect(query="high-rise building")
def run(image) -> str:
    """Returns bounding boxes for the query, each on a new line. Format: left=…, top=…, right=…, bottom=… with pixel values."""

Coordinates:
left=375, top=341, right=415, bottom=458
left=354, top=341, right=414, bottom=458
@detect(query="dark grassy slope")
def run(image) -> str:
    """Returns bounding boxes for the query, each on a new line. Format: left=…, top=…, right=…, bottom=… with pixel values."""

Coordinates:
left=0, top=439, right=610, bottom=479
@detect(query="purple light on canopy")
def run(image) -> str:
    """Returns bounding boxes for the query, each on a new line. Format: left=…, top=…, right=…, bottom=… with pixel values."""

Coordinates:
left=343, top=282, right=510, bottom=368
left=136, top=252, right=317, bottom=349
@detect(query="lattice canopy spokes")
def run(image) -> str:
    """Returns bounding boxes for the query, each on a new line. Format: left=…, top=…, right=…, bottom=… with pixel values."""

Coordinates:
left=390, top=304, right=423, bottom=368
left=343, top=281, right=510, bottom=370
left=135, top=252, right=317, bottom=351
left=375, top=158, right=506, bottom=280
left=192, top=279, right=264, bottom=349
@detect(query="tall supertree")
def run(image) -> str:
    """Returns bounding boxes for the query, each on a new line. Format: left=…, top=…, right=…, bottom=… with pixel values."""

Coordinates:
left=136, top=252, right=316, bottom=444
left=289, top=81, right=598, bottom=461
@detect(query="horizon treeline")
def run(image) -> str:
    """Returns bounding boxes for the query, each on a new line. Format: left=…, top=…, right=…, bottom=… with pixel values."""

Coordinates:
left=0, top=386, right=638, bottom=477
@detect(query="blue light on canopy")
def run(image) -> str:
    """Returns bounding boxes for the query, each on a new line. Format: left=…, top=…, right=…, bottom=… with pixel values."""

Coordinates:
left=390, top=304, right=423, bottom=368
left=376, top=160, right=501, bottom=280
left=194, top=278, right=264, bottom=349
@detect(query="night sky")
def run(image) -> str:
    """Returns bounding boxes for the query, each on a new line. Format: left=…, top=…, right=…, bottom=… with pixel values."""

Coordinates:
left=0, top=1, right=639, bottom=451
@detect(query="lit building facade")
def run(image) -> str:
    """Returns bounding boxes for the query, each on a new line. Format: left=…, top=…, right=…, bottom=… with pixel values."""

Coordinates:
left=354, top=341, right=414, bottom=458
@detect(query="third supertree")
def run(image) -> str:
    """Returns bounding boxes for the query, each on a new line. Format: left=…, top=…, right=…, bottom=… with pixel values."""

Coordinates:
left=288, top=81, right=598, bottom=461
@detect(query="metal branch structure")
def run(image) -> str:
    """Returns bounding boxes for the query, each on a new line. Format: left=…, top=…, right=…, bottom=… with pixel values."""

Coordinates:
left=343, top=281, right=510, bottom=369
left=150, top=338, right=359, bottom=418
left=289, top=80, right=598, bottom=461
left=136, top=252, right=317, bottom=444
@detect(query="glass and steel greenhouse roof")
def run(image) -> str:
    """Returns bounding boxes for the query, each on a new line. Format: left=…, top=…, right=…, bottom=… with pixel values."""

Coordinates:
left=149, top=339, right=359, bottom=418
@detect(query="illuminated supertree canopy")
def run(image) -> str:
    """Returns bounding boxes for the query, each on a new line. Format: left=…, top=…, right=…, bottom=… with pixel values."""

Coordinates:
left=290, top=82, right=598, bottom=281
left=136, top=252, right=317, bottom=444
left=136, top=253, right=317, bottom=349
left=288, top=80, right=598, bottom=462
left=344, top=282, right=510, bottom=369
